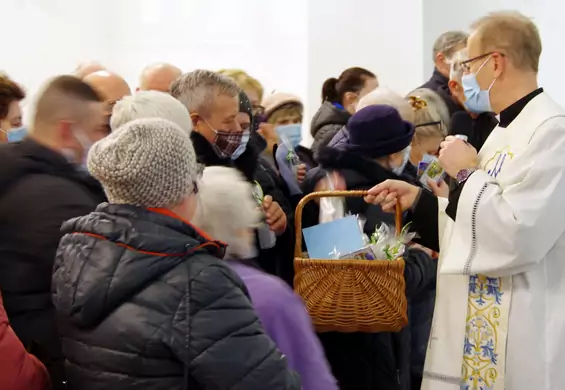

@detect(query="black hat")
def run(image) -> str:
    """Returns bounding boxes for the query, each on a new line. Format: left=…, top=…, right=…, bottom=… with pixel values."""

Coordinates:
left=345, top=105, right=415, bottom=158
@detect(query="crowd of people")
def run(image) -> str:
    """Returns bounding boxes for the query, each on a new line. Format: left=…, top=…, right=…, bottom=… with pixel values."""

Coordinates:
left=0, top=10, right=564, bottom=390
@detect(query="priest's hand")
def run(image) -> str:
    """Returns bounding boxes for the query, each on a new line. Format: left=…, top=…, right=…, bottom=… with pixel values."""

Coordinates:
left=364, top=180, right=421, bottom=212
left=428, top=179, right=449, bottom=198
left=439, top=136, right=478, bottom=178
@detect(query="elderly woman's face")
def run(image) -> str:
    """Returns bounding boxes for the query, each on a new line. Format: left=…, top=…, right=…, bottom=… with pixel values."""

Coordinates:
left=410, top=135, right=443, bottom=164
left=272, top=114, right=301, bottom=127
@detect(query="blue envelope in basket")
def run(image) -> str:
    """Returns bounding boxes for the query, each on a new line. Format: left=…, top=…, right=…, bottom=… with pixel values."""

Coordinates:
left=302, top=215, right=366, bottom=259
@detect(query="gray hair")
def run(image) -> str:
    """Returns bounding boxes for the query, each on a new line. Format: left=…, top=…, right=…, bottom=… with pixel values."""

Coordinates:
left=169, top=69, right=240, bottom=116
left=433, top=30, right=469, bottom=60
left=193, top=166, right=261, bottom=259
left=357, top=87, right=415, bottom=123
left=406, top=89, right=449, bottom=139
left=110, top=90, right=193, bottom=134
left=449, top=49, right=468, bottom=83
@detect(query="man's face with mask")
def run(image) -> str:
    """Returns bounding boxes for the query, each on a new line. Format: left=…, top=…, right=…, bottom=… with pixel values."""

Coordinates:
left=191, top=93, right=243, bottom=158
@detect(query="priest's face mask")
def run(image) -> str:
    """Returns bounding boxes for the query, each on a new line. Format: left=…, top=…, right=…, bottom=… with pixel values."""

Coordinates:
left=461, top=32, right=506, bottom=113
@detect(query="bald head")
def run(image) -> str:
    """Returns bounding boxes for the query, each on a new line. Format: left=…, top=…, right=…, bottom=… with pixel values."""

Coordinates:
left=84, top=70, right=132, bottom=105
left=139, top=63, right=182, bottom=93
left=74, top=61, right=106, bottom=80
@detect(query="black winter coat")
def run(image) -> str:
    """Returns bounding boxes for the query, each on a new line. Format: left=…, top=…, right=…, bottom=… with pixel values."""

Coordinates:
left=52, top=204, right=301, bottom=390
left=0, top=139, right=106, bottom=390
left=310, top=102, right=351, bottom=162
left=253, top=154, right=296, bottom=285
left=301, top=148, right=437, bottom=390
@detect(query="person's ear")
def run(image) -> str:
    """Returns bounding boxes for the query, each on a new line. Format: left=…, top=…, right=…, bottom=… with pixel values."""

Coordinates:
left=448, top=80, right=460, bottom=96
left=57, top=120, right=76, bottom=147
left=435, top=52, right=445, bottom=68
left=493, top=52, right=505, bottom=78
left=343, top=91, right=356, bottom=106
left=190, top=113, right=201, bottom=131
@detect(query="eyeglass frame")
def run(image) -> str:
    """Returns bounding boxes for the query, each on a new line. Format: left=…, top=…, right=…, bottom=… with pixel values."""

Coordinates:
left=460, top=51, right=505, bottom=73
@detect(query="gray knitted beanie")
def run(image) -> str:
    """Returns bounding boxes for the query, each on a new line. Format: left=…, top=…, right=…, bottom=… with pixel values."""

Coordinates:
left=88, top=117, right=198, bottom=208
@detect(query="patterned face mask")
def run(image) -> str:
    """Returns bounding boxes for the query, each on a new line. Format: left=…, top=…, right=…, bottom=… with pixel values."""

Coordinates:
left=204, top=119, right=244, bottom=159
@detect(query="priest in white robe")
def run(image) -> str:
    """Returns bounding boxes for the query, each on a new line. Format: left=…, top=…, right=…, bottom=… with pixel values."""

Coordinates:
left=365, top=11, right=565, bottom=390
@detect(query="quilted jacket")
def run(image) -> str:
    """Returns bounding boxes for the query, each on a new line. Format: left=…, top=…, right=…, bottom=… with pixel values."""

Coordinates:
left=310, top=102, right=351, bottom=162
left=52, top=203, right=301, bottom=390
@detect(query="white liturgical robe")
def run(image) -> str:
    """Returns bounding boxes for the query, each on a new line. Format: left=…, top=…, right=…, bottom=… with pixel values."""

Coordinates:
left=422, top=92, right=565, bottom=390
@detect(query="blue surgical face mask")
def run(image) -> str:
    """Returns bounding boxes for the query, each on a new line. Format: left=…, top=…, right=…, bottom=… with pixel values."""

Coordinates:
left=276, top=124, right=302, bottom=149
left=4, top=126, right=28, bottom=143
left=421, top=153, right=435, bottom=163
left=231, top=130, right=250, bottom=160
left=392, top=146, right=411, bottom=176
left=462, top=55, right=497, bottom=114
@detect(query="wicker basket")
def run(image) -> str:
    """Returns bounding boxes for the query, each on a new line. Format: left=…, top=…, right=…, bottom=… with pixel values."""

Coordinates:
left=294, top=190, right=408, bottom=333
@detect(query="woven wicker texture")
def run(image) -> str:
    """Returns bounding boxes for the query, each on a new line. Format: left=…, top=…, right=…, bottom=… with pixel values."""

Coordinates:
left=294, top=190, right=408, bottom=333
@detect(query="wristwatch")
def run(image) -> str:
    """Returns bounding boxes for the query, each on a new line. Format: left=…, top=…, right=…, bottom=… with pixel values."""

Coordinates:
left=456, top=168, right=477, bottom=184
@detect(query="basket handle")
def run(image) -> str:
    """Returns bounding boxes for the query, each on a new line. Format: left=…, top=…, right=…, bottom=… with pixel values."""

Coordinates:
left=294, top=190, right=402, bottom=258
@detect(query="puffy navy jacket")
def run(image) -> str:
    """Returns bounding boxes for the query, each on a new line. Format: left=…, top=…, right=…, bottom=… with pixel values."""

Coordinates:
left=52, top=204, right=301, bottom=390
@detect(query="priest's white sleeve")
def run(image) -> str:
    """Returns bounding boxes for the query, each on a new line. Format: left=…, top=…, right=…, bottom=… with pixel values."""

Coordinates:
left=437, top=197, right=449, bottom=246
left=441, top=118, right=565, bottom=277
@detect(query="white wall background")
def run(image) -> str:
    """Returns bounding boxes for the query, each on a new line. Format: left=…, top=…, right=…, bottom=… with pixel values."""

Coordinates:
left=2, top=0, right=110, bottom=115
left=2, top=0, right=565, bottom=136
left=305, top=0, right=424, bottom=143
left=108, top=0, right=308, bottom=99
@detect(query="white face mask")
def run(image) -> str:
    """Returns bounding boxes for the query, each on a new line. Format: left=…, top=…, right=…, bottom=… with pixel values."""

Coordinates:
left=62, top=129, right=93, bottom=168
left=392, top=146, right=412, bottom=176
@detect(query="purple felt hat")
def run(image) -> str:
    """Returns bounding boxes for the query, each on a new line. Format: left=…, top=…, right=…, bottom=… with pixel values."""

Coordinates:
left=345, top=104, right=415, bottom=158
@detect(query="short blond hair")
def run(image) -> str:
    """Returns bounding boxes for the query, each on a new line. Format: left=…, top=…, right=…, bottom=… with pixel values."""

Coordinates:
left=217, top=69, right=264, bottom=101
left=407, top=95, right=446, bottom=142
left=406, top=88, right=450, bottom=130
left=471, top=11, right=542, bottom=72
